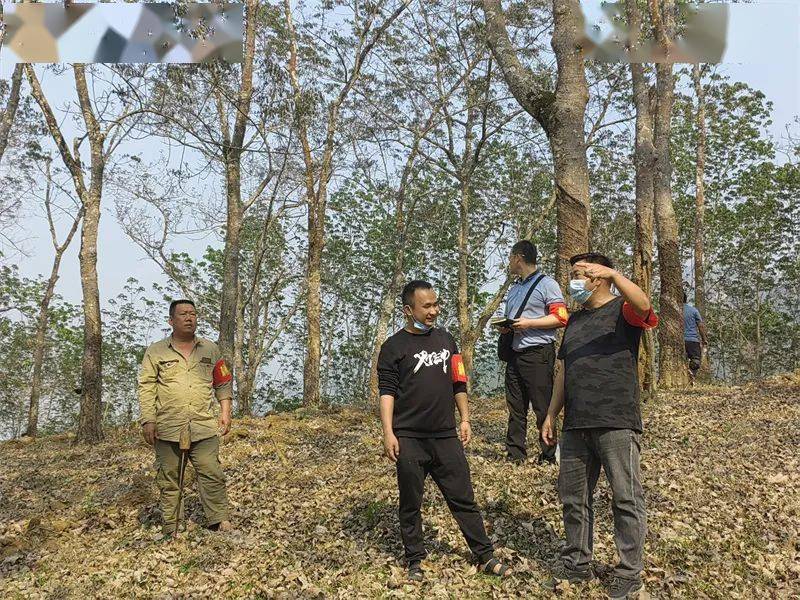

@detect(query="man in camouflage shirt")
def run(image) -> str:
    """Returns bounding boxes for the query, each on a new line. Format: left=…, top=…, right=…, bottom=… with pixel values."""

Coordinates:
left=541, top=253, right=658, bottom=600
left=138, top=299, right=233, bottom=535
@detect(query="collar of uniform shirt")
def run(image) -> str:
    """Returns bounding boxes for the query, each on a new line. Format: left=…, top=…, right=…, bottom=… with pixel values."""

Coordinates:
left=168, top=335, right=202, bottom=347
left=517, top=269, right=540, bottom=284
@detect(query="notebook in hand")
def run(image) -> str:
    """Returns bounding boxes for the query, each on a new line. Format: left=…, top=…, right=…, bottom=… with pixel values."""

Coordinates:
left=490, top=317, right=517, bottom=328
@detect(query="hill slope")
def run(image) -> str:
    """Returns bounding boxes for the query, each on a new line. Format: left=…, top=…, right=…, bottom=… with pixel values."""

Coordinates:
left=2, top=377, right=799, bottom=599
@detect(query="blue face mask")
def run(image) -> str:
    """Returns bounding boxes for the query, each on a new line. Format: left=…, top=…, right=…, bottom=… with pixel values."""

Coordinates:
left=412, top=319, right=433, bottom=332
left=406, top=307, right=433, bottom=332
left=568, top=279, right=594, bottom=304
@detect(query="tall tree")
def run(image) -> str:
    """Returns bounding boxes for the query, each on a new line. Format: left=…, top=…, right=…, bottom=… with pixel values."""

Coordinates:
left=24, top=158, right=83, bottom=437
left=346, top=1, right=494, bottom=402
left=649, top=0, right=687, bottom=387
left=625, top=0, right=657, bottom=392
left=116, top=1, right=296, bottom=414
left=691, top=63, right=710, bottom=376
left=692, top=63, right=707, bottom=316
left=362, top=119, right=444, bottom=404
left=406, top=3, right=513, bottom=390
left=26, top=64, right=144, bottom=442
left=283, top=0, right=411, bottom=406
left=216, top=0, right=257, bottom=365
left=482, top=0, right=590, bottom=285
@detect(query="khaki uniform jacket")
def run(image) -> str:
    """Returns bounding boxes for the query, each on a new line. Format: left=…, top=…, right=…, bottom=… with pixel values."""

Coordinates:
left=138, top=336, right=233, bottom=443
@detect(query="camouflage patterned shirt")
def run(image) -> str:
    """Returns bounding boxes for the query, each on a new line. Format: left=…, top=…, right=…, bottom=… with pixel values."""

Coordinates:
left=557, top=296, right=658, bottom=433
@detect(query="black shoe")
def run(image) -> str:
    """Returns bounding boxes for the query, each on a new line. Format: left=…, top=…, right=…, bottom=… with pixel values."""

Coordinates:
left=408, top=561, right=424, bottom=582
left=608, top=576, right=643, bottom=599
left=540, top=563, right=594, bottom=590
left=537, top=453, right=557, bottom=465
left=507, top=455, right=526, bottom=465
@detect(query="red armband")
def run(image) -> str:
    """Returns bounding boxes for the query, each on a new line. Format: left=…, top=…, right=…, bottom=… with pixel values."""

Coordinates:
left=622, top=302, right=659, bottom=329
left=212, top=359, right=233, bottom=387
left=451, top=354, right=468, bottom=384
left=548, top=302, right=569, bottom=325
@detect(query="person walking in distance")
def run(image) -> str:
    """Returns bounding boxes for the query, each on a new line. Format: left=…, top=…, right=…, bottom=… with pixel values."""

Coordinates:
left=683, top=291, right=708, bottom=384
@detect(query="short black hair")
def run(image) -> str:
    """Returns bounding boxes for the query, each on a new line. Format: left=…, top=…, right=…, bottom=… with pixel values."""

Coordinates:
left=683, top=290, right=688, bottom=303
left=511, top=240, right=538, bottom=264
left=401, top=280, right=433, bottom=307
left=169, top=299, right=196, bottom=317
left=569, top=252, right=614, bottom=269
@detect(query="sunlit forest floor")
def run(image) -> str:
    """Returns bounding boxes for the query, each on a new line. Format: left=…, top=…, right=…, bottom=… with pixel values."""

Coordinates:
left=2, top=373, right=799, bottom=599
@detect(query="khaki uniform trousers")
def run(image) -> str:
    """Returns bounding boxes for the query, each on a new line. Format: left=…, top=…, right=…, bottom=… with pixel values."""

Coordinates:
left=155, top=435, right=229, bottom=533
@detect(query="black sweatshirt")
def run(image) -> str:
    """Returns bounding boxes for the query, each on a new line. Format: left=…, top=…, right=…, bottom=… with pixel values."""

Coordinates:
left=377, top=327, right=467, bottom=438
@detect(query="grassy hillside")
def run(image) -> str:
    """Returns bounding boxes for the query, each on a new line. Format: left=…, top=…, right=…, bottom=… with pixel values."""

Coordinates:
left=2, top=375, right=799, bottom=599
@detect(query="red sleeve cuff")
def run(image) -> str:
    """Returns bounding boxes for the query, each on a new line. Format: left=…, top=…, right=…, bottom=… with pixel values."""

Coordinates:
left=548, top=302, right=569, bottom=325
left=622, top=302, right=659, bottom=329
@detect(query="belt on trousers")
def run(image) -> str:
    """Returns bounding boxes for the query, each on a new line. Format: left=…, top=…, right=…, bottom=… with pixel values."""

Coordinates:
left=514, top=341, right=554, bottom=354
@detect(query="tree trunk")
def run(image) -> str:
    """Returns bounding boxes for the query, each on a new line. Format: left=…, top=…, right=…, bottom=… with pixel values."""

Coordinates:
left=284, top=0, right=410, bottom=406
left=236, top=302, right=257, bottom=414
left=456, top=181, right=473, bottom=395
left=234, top=271, right=248, bottom=415
left=25, top=161, right=82, bottom=437
left=25, top=256, right=62, bottom=437
left=239, top=308, right=262, bottom=415
left=460, top=333, right=477, bottom=395
left=626, top=0, right=657, bottom=393
left=650, top=1, right=687, bottom=389
left=75, top=185, right=105, bottom=442
left=304, top=184, right=325, bottom=406
left=369, top=265, right=405, bottom=404
left=482, top=0, right=590, bottom=287
left=0, top=63, right=24, bottom=166
left=692, top=64, right=706, bottom=316
left=754, top=283, right=762, bottom=380
left=218, top=0, right=255, bottom=369
left=692, top=63, right=711, bottom=380
left=237, top=372, right=256, bottom=416
left=219, top=154, right=243, bottom=362
left=26, top=64, right=108, bottom=441
left=550, top=0, right=591, bottom=285
left=74, top=65, right=106, bottom=443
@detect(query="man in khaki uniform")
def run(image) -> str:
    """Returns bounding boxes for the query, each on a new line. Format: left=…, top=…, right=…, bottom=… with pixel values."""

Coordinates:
left=138, top=299, right=234, bottom=535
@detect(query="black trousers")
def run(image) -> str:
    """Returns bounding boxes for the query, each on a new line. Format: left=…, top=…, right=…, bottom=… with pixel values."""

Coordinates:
left=685, top=341, right=702, bottom=372
left=504, top=342, right=556, bottom=461
left=396, top=436, right=494, bottom=564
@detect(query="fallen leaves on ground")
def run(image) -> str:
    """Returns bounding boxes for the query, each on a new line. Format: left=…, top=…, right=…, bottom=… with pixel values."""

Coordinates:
left=1, top=375, right=799, bottom=599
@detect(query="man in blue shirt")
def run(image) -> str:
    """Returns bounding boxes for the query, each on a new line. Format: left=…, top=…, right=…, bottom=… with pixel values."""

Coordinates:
left=496, top=241, right=568, bottom=464
left=683, top=291, right=708, bottom=384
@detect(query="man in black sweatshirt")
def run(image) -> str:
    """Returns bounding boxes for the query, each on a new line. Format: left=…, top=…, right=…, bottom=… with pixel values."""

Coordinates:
left=377, top=280, right=512, bottom=582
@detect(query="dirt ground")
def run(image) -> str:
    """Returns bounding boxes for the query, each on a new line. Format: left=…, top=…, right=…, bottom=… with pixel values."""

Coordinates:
left=2, top=375, right=799, bottom=598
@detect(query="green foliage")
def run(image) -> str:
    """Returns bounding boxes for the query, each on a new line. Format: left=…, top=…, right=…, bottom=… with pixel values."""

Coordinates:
left=670, top=70, right=798, bottom=381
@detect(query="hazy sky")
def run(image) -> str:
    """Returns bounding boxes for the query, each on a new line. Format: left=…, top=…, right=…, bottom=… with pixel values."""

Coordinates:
left=2, top=0, right=799, bottom=316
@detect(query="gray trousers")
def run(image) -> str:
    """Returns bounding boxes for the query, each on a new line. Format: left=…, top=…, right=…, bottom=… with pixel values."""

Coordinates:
left=558, top=428, right=647, bottom=580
